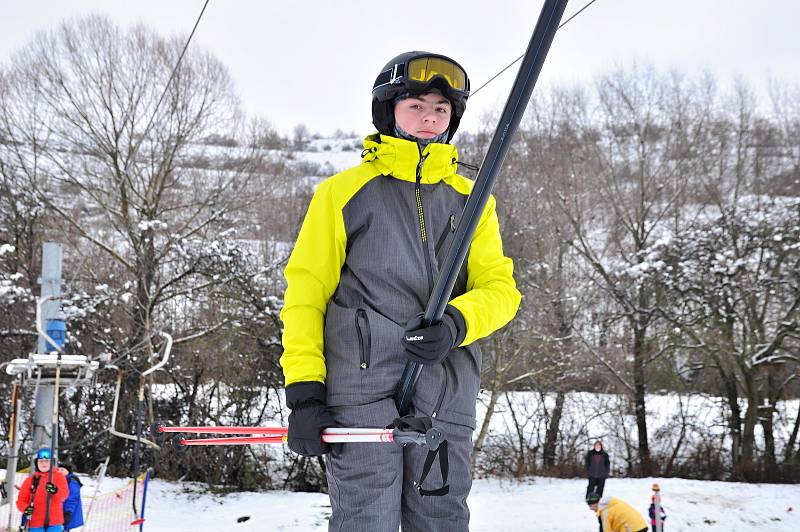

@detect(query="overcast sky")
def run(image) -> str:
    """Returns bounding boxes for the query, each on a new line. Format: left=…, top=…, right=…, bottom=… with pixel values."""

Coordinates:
left=3, top=1, right=799, bottom=137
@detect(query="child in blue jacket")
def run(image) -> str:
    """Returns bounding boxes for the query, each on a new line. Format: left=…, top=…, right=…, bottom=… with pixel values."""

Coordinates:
left=59, top=465, right=84, bottom=531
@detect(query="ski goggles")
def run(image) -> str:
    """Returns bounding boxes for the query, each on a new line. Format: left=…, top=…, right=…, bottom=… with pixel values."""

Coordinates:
left=37, top=449, right=52, bottom=459
left=373, top=55, right=469, bottom=94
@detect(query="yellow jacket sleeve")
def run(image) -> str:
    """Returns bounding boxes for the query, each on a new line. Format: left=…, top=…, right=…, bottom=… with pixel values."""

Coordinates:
left=280, top=180, right=347, bottom=385
left=448, top=194, right=521, bottom=345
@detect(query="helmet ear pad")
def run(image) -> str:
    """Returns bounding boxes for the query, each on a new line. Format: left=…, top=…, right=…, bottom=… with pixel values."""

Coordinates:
left=372, top=98, right=396, bottom=138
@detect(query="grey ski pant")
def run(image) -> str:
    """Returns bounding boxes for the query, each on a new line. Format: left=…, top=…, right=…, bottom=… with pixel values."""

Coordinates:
left=325, top=399, right=473, bottom=532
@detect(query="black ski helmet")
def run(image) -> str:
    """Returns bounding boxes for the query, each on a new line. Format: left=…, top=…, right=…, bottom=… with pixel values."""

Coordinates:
left=372, top=51, right=470, bottom=142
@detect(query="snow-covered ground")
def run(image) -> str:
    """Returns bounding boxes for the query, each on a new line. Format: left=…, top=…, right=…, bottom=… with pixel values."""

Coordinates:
left=141, top=476, right=800, bottom=531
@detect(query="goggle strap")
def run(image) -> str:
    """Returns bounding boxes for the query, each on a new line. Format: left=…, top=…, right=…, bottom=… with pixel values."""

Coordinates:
left=373, top=68, right=395, bottom=89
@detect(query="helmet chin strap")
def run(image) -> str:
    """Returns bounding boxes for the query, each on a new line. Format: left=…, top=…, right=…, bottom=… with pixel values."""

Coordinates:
left=392, top=123, right=449, bottom=147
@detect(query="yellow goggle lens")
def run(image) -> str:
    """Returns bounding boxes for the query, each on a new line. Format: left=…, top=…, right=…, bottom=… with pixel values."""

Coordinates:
left=406, top=57, right=467, bottom=92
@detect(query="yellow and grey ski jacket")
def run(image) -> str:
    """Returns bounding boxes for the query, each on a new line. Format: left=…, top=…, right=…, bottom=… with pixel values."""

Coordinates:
left=280, top=134, right=521, bottom=427
left=597, top=497, right=649, bottom=532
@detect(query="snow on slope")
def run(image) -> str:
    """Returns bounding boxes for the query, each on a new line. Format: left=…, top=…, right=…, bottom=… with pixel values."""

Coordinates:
left=142, top=476, right=800, bottom=531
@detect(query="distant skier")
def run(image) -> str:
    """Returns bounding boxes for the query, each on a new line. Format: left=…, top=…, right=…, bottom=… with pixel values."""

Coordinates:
left=58, top=464, right=84, bottom=531
left=16, top=447, right=69, bottom=532
left=584, top=439, right=610, bottom=497
left=586, top=493, right=648, bottom=532
left=648, top=495, right=667, bottom=532
left=279, top=50, right=521, bottom=530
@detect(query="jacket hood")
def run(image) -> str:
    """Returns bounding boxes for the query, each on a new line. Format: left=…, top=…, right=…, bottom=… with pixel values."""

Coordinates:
left=361, top=134, right=458, bottom=184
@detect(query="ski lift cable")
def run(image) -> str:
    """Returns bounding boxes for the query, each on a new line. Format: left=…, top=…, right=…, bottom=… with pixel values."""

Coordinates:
left=471, top=0, right=601, bottom=97
left=128, top=0, right=211, bottom=162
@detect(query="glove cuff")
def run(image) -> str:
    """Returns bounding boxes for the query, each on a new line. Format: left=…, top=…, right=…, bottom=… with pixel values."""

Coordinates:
left=286, top=381, right=327, bottom=410
left=444, top=305, right=467, bottom=347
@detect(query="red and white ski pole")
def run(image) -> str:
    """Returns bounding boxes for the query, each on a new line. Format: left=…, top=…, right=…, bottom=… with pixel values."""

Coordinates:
left=152, top=423, right=444, bottom=451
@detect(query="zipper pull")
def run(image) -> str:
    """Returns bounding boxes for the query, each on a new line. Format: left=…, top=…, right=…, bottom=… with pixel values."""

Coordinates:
left=450, top=213, right=456, bottom=232
left=416, top=154, right=428, bottom=183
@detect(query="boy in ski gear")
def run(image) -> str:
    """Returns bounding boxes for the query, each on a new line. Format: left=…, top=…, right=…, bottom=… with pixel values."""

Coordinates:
left=16, top=448, right=69, bottom=532
left=280, top=51, right=521, bottom=530
left=58, top=464, right=84, bottom=531
left=587, top=494, right=648, bottom=532
left=585, top=439, right=610, bottom=497
left=648, top=495, right=667, bottom=532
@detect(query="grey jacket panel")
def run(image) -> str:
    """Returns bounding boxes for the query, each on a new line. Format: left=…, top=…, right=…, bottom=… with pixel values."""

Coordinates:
left=334, top=175, right=467, bottom=321
left=325, top=173, right=478, bottom=427
left=411, top=344, right=482, bottom=429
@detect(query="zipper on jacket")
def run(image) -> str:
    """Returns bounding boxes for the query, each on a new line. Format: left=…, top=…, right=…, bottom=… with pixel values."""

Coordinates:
left=355, top=309, right=371, bottom=369
left=415, top=154, right=435, bottom=293
left=434, top=211, right=456, bottom=257
left=431, top=358, right=451, bottom=418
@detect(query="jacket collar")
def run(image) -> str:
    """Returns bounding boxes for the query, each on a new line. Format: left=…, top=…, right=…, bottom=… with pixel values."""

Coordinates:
left=361, top=134, right=458, bottom=184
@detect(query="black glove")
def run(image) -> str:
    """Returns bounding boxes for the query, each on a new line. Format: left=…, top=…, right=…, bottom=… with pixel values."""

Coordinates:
left=45, top=482, right=58, bottom=494
left=64, top=511, right=73, bottom=525
left=286, top=381, right=336, bottom=457
left=24, top=505, right=34, bottom=516
left=402, top=306, right=466, bottom=365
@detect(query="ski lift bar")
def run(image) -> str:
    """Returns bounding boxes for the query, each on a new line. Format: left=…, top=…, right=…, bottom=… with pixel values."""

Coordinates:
left=394, top=0, right=569, bottom=415
left=142, top=331, right=172, bottom=377
left=107, top=331, right=173, bottom=449
left=4, top=354, right=99, bottom=378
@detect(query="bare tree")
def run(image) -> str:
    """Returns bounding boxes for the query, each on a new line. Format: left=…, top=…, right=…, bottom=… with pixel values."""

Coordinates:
left=0, top=15, right=283, bottom=470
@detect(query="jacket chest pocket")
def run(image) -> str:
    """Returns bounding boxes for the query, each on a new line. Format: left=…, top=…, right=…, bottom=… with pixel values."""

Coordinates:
left=434, top=211, right=457, bottom=259
left=355, top=309, right=371, bottom=370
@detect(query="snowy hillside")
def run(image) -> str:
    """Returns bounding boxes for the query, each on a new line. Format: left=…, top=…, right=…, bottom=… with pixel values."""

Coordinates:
left=141, top=476, right=800, bottom=531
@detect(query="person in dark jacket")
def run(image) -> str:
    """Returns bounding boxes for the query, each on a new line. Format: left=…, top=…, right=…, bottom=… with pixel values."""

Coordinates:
left=584, top=439, right=611, bottom=497
left=58, top=464, right=84, bottom=531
